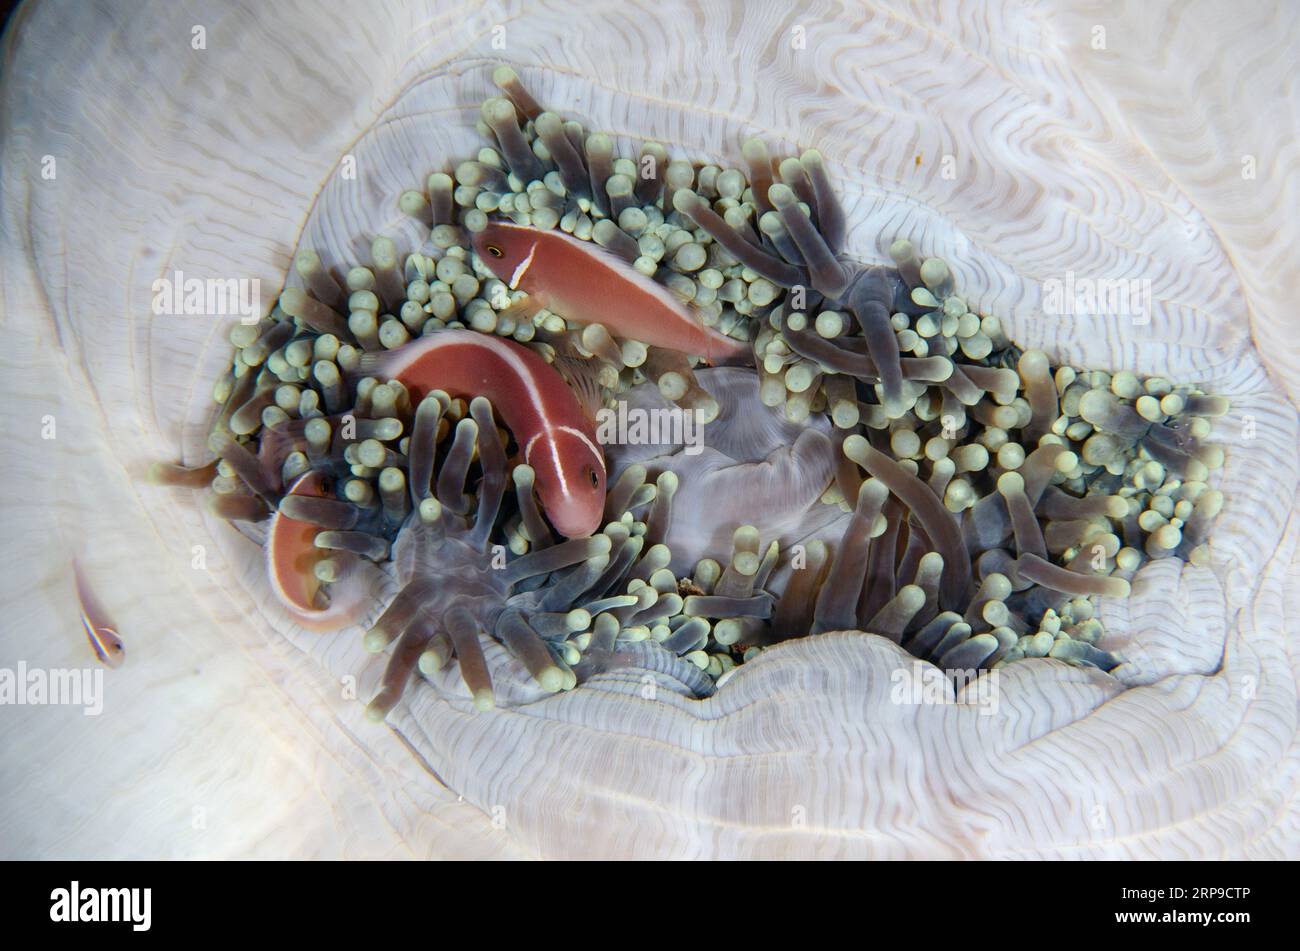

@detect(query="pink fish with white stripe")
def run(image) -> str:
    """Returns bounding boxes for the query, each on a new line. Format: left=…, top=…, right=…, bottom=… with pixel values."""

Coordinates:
left=473, top=221, right=752, bottom=364
left=73, top=558, right=125, bottom=668
left=361, top=329, right=605, bottom=538
left=265, top=469, right=372, bottom=629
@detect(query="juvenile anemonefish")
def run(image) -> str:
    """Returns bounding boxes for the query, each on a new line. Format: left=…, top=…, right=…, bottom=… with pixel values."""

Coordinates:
left=73, top=559, right=125, bottom=668
left=472, top=221, right=752, bottom=365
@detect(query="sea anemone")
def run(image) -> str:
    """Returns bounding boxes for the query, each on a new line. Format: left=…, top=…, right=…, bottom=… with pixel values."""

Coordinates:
left=3, top=0, right=1297, bottom=860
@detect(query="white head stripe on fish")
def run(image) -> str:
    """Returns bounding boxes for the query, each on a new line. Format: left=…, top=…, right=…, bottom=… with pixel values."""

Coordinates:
left=522, top=429, right=570, bottom=496
left=523, top=425, right=603, bottom=497
left=523, top=430, right=541, bottom=465
left=81, top=614, right=123, bottom=667
left=555, top=425, right=606, bottom=474
left=509, top=240, right=539, bottom=290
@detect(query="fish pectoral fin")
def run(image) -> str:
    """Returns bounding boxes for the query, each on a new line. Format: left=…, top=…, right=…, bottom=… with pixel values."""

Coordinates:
left=551, top=355, right=609, bottom=424
left=497, top=294, right=545, bottom=324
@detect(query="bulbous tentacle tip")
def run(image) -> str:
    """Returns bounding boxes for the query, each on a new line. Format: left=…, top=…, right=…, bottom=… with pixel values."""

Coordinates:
left=417, top=635, right=454, bottom=678
left=535, top=666, right=565, bottom=693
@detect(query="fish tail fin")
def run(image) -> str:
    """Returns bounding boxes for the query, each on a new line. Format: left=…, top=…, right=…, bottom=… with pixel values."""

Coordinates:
left=709, top=336, right=756, bottom=368
left=354, top=350, right=392, bottom=380
left=255, top=417, right=303, bottom=474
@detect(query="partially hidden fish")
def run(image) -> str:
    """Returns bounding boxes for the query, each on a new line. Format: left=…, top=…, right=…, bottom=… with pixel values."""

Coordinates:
left=265, top=470, right=371, bottom=629
left=72, top=559, right=125, bottom=668
left=472, top=220, right=753, bottom=365
left=360, top=329, right=606, bottom=538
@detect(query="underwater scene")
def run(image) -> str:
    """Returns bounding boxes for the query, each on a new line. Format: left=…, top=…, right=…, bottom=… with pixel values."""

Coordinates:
left=1, top=0, right=1297, bottom=879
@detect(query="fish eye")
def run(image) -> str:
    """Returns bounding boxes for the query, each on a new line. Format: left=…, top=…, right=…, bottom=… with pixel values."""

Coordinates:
left=487, top=245, right=503, bottom=258
left=585, top=465, right=600, bottom=489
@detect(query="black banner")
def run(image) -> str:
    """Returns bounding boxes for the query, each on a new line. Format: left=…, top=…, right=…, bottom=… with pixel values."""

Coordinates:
left=3, top=860, right=1284, bottom=938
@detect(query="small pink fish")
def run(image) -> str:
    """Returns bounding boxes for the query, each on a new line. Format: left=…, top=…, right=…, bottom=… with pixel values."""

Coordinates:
left=360, top=329, right=606, bottom=538
left=73, top=560, right=125, bottom=668
left=266, top=470, right=371, bottom=629
left=472, top=221, right=752, bottom=364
